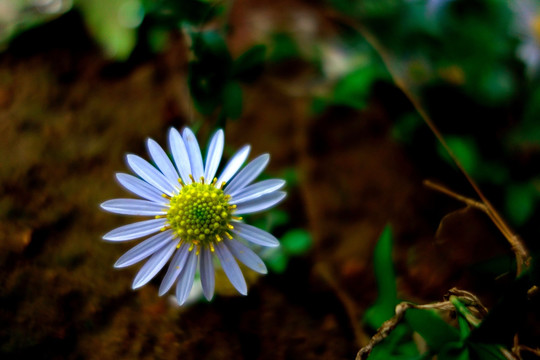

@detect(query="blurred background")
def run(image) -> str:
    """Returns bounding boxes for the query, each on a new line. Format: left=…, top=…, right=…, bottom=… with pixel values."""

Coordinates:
left=0, top=0, right=539, bottom=359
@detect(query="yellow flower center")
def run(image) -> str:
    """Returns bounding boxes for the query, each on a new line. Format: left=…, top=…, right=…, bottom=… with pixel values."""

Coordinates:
left=167, top=181, right=233, bottom=249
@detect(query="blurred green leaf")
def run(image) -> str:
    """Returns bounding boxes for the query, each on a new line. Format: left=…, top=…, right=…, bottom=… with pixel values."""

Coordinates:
left=77, top=0, right=143, bottom=60
left=269, top=33, right=300, bottom=62
left=364, top=225, right=398, bottom=329
left=505, top=183, right=537, bottom=226
left=333, top=66, right=378, bottom=109
left=437, top=136, right=479, bottom=176
left=233, top=44, right=267, bottom=82
left=143, top=0, right=221, bottom=26
left=222, top=81, right=243, bottom=119
left=188, top=31, right=232, bottom=114
left=404, top=308, right=460, bottom=351
left=265, top=249, right=288, bottom=274
left=281, top=229, right=312, bottom=255
left=392, top=113, right=423, bottom=144
left=468, top=343, right=508, bottom=360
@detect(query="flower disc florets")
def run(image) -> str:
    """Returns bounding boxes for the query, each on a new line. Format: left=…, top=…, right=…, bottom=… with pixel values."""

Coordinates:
left=167, top=182, right=232, bottom=248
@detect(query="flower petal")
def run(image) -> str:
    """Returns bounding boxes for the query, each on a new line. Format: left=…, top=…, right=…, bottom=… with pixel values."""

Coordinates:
left=199, top=247, right=215, bottom=301
left=231, top=179, right=286, bottom=204
left=103, top=218, right=167, bottom=242
left=158, top=242, right=190, bottom=296
left=175, top=250, right=198, bottom=305
left=100, top=199, right=167, bottom=216
left=204, top=129, right=224, bottom=182
left=182, top=127, right=204, bottom=181
left=215, top=242, right=247, bottom=295
left=226, top=239, right=267, bottom=274
left=114, top=230, right=174, bottom=268
left=234, top=191, right=286, bottom=215
left=147, top=138, right=180, bottom=188
left=132, top=240, right=177, bottom=289
left=224, top=154, right=269, bottom=196
left=126, top=154, right=175, bottom=196
left=231, top=222, right=279, bottom=248
left=216, top=145, right=250, bottom=186
left=115, top=173, right=166, bottom=204
left=168, top=127, right=192, bottom=185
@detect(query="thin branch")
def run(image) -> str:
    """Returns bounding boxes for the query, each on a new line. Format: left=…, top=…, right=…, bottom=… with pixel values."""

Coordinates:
left=423, top=180, right=488, bottom=213
left=324, top=11, right=531, bottom=276
left=356, top=289, right=497, bottom=360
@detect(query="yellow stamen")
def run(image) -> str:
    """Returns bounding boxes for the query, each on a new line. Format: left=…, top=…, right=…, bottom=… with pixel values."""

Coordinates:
left=210, top=243, right=215, bottom=252
left=200, top=176, right=205, bottom=184
left=232, top=216, right=243, bottom=221
left=178, top=178, right=185, bottom=187
left=220, top=181, right=226, bottom=189
left=211, top=177, right=218, bottom=185
left=227, top=224, right=234, bottom=230
left=225, top=232, right=233, bottom=239
left=189, top=174, right=195, bottom=183
left=215, top=234, right=222, bottom=242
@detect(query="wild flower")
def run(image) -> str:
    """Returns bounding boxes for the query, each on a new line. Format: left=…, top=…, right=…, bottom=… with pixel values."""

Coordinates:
left=101, top=127, right=286, bottom=305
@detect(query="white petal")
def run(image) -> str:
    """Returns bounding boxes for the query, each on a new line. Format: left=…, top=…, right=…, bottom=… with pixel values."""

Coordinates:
left=132, top=240, right=177, bottom=289
left=226, top=239, right=267, bottom=274
left=215, top=242, right=247, bottom=295
left=234, top=191, right=286, bottom=215
left=126, top=154, right=175, bottom=196
left=114, top=230, right=174, bottom=268
left=231, top=179, right=286, bottom=204
left=158, top=242, right=190, bottom=296
left=199, top=247, right=215, bottom=300
left=115, top=173, right=166, bottom=204
left=100, top=199, right=167, bottom=216
left=216, top=145, right=250, bottom=186
left=224, top=154, right=269, bottom=196
left=231, top=222, right=279, bottom=247
left=147, top=138, right=180, bottom=188
left=103, top=218, right=167, bottom=242
left=182, top=128, right=204, bottom=181
left=168, top=127, right=192, bottom=184
left=175, top=250, right=198, bottom=305
left=204, top=129, right=224, bottom=182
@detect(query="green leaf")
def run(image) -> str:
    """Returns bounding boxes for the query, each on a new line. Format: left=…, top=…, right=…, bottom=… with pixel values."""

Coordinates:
left=505, top=183, right=537, bottom=226
left=269, top=33, right=300, bottom=62
left=142, top=0, right=222, bottom=26
left=364, top=225, right=398, bottom=329
left=77, top=0, right=143, bottom=60
left=188, top=31, right=233, bottom=114
left=265, top=249, right=288, bottom=274
left=232, top=44, right=266, bottom=82
left=468, top=343, right=508, bottom=360
left=437, top=136, right=479, bottom=176
left=333, top=66, right=378, bottom=109
left=404, top=308, right=460, bottom=351
left=281, top=229, right=312, bottom=255
left=222, top=81, right=243, bottom=119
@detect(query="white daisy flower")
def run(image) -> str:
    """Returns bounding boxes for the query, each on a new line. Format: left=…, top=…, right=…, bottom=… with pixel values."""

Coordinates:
left=101, top=127, right=286, bottom=305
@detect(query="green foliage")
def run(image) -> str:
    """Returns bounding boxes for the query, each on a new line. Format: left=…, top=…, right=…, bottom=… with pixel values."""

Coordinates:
left=281, top=229, right=312, bottom=255
left=76, top=0, right=143, bottom=60
left=364, top=225, right=398, bottom=329
left=333, top=66, right=380, bottom=109
left=364, top=225, right=515, bottom=360
left=505, top=183, right=538, bottom=227
left=188, top=30, right=267, bottom=119
left=437, top=136, right=479, bottom=177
